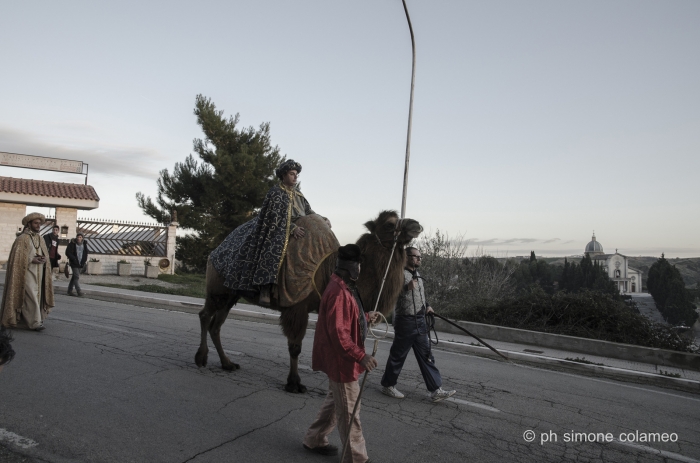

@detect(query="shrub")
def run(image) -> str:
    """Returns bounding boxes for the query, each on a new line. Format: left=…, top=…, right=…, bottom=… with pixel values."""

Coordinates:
left=459, top=288, right=695, bottom=352
left=414, top=230, right=515, bottom=318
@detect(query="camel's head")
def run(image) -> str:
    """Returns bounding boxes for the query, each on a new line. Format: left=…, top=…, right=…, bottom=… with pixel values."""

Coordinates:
left=363, top=210, right=423, bottom=247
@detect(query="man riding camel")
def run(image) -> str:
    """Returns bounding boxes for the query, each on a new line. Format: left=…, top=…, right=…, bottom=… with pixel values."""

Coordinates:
left=209, top=159, right=331, bottom=306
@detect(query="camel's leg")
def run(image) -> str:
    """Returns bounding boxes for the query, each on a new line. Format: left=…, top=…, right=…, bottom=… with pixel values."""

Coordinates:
left=280, top=303, right=310, bottom=393
left=209, top=294, right=239, bottom=371
left=196, top=260, right=237, bottom=370
left=195, top=301, right=214, bottom=367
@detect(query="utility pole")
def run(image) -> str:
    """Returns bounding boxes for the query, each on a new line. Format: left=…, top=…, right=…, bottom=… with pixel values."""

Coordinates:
left=400, top=0, right=416, bottom=219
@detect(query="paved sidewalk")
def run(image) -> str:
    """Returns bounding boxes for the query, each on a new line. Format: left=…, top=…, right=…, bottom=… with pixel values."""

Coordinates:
left=2, top=272, right=699, bottom=392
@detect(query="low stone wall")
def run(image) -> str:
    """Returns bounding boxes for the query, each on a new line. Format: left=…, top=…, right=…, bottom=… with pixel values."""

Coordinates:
left=83, top=255, right=169, bottom=276
left=433, top=318, right=700, bottom=372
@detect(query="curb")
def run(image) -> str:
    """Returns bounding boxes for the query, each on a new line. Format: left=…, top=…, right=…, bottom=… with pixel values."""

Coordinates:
left=434, top=341, right=700, bottom=394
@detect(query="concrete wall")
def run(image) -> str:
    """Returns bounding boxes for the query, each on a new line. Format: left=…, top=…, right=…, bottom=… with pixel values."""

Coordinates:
left=0, top=203, right=26, bottom=265
left=166, top=222, right=177, bottom=275
left=55, top=207, right=78, bottom=239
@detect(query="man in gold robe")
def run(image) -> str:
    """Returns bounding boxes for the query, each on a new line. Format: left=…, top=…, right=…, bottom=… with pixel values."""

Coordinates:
left=1, top=213, right=55, bottom=331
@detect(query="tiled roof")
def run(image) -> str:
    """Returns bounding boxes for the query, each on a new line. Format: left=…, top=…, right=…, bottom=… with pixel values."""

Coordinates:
left=0, top=176, right=100, bottom=201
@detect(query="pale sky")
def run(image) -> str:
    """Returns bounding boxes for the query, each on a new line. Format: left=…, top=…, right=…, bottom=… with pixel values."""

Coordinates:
left=1, top=1, right=698, bottom=257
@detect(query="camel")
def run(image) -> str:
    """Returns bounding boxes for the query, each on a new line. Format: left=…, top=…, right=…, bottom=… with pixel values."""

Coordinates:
left=195, top=210, right=422, bottom=393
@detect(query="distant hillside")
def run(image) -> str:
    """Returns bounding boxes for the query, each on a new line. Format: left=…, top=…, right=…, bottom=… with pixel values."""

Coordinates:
left=536, top=256, right=700, bottom=289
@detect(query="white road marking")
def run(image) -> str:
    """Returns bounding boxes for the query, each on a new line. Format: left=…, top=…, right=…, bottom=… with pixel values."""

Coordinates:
left=445, top=397, right=500, bottom=413
left=51, top=316, right=155, bottom=338
left=224, top=350, right=245, bottom=356
left=612, top=439, right=700, bottom=463
left=0, top=428, right=38, bottom=449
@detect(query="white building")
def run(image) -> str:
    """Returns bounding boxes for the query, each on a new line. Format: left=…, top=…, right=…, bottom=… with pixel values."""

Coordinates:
left=584, top=233, right=643, bottom=293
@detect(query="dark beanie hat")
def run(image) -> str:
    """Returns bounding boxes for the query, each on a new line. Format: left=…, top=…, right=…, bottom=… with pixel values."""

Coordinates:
left=338, top=244, right=362, bottom=263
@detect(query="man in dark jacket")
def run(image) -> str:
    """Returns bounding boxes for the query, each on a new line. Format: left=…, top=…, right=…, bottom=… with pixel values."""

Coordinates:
left=65, top=233, right=88, bottom=296
left=43, top=225, right=62, bottom=280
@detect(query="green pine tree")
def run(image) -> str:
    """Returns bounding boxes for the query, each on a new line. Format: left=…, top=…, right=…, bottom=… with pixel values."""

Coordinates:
left=647, top=254, right=698, bottom=326
left=136, top=95, right=285, bottom=270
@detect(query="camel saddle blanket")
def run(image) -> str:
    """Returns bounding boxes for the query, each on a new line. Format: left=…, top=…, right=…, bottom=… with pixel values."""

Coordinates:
left=210, top=184, right=291, bottom=292
left=211, top=208, right=339, bottom=306
left=277, top=214, right=339, bottom=307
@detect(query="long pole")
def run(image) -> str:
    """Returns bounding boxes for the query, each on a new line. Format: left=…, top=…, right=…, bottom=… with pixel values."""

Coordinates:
left=400, top=0, right=416, bottom=220
left=433, top=313, right=510, bottom=361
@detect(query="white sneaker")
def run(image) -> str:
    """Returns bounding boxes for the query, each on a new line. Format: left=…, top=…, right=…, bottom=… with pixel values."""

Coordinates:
left=429, top=387, right=456, bottom=403
left=381, top=386, right=405, bottom=399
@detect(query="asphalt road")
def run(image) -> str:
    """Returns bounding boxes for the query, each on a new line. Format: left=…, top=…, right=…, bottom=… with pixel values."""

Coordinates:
left=1, top=292, right=699, bottom=463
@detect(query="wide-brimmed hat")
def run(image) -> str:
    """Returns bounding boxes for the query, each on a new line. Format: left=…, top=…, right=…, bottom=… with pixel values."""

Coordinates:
left=21, top=213, right=46, bottom=227
left=275, top=159, right=302, bottom=180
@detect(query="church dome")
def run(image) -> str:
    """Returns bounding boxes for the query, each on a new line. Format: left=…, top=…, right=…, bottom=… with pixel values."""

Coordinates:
left=585, top=233, right=604, bottom=254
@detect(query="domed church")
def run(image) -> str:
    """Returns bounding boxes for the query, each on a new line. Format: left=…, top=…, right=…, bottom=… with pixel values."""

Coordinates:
left=584, top=233, right=643, bottom=293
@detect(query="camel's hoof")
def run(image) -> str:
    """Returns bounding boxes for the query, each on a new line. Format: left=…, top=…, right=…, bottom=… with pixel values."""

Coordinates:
left=222, top=362, right=240, bottom=371
left=195, top=351, right=208, bottom=367
left=285, top=382, right=307, bottom=394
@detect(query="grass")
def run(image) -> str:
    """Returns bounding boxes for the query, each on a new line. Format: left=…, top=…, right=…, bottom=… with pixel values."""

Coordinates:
left=658, top=370, right=682, bottom=378
left=94, top=273, right=207, bottom=299
left=565, top=357, right=604, bottom=366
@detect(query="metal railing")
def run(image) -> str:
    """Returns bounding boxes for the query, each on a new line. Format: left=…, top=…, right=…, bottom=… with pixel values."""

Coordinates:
left=76, top=219, right=167, bottom=256
left=39, top=219, right=57, bottom=237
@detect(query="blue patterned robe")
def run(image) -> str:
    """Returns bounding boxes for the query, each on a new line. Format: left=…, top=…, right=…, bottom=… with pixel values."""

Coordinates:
left=210, top=184, right=293, bottom=291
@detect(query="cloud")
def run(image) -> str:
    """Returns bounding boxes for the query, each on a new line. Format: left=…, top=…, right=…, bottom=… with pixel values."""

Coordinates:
left=502, top=238, right=538, bottom=244
left=466, top=238, right=499, bottom=246
left=0, top=126, right=166, bottom=180
left=467, top=237, right=541, bottom=246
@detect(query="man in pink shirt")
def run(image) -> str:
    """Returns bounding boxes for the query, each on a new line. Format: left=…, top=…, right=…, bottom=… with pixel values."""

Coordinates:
left=303, top=244, right=379, bottom=462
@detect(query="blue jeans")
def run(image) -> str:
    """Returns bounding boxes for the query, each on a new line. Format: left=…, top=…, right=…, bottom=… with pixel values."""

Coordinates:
left=68, top=266, right=82, bottom=293
left=381, top=311, right=442, bottom=392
